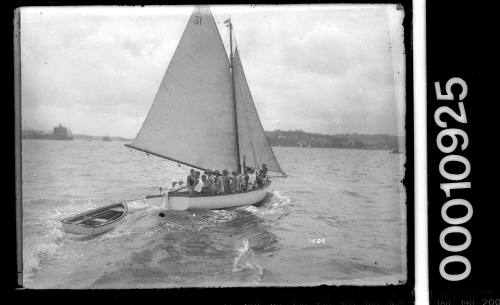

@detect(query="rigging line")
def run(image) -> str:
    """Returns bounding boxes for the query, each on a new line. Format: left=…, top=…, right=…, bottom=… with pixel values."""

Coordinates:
left=233, top=51, right=259, bottom=168
left=149, top=153, right=170, bottom=187
left=233, top=39, right=285, bottom=175
left=129, top=148, right=155, bottom=183
left=237, top=52, right=284, bottom=174
left=236, top=77, right=258, bottom=168
left=233, top=35, right=258, bottom=168
left=127, top=147, right=163, bottom=186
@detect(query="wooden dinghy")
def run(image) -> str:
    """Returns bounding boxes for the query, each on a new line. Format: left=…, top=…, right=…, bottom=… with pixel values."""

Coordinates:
left=61, top=202, right=127, bottom=236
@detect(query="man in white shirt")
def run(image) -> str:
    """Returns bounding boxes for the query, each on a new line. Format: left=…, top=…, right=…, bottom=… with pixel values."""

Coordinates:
left=193, top=171, right=203, bottom=193
left=247, top=168, right=256, bottom=190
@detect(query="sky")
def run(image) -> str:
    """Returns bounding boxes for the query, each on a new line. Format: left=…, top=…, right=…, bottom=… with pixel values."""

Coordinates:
left=20, top=5, right=406, bottom=138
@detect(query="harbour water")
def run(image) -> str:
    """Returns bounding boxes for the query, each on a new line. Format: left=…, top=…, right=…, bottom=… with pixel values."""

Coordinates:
left=21, top=139, right=407, bottom=288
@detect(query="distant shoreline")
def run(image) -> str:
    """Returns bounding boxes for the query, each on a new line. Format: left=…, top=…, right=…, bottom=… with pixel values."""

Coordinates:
left=72, top=134, right=132, bottom=142
left=21, top=135, right=131, bottom=142
left=269, top=145, right=401, bottom=151
left=265, top=130, right=403, bottom=151
left=21, top=129, right=403, bottom=150
left=21, top=138, right=403, bottom=152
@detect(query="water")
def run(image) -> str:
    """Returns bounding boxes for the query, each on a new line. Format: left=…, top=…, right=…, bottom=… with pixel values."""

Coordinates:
left=21, top=139, right=407, bottom=288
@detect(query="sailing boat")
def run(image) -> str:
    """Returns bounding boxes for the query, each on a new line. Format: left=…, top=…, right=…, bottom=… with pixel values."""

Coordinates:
left=125, top=6, right=286, bottom=210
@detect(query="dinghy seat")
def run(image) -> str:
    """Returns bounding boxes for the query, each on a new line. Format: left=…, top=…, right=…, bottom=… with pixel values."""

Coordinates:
left=79, top=210, right=123, bottom=226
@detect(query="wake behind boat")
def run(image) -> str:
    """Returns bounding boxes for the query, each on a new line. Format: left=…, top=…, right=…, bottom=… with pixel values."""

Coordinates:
left=61, top=202, right=127, bottom=236
left=125, top=6, right=286, bottom=211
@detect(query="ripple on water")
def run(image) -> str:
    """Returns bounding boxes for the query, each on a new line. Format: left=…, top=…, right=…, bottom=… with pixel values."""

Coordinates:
left=23, top=143, right=407, bottom=288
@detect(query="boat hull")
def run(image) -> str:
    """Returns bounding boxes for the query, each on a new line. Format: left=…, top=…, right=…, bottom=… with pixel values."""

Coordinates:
left=60, top=202, right=127, bottom=236
left=145, top=185, right=270, bottom=210
left=171, top=186, right=268, bottom=210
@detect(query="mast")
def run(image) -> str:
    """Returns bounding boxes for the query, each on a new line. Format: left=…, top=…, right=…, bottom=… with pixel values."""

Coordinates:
left=229, top=18, right=242, bottom=172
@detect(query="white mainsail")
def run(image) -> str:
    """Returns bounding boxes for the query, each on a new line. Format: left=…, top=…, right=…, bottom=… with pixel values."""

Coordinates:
left=127, top=6, right=285, bottom=176
left=233, top=48, right=283, bottom=174
left=127, top=6, right=237, bottom=171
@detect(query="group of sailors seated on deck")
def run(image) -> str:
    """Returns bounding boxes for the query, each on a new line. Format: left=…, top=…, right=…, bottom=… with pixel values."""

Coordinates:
left=178, top=165, right=269, bottom=195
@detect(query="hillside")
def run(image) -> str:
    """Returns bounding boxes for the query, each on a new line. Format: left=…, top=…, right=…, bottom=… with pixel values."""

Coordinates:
left=265, top=130, right=403, bottom=150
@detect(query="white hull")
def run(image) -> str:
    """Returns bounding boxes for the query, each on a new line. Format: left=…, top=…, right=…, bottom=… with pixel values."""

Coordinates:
left=172, top=186, right=268, bottom=210
left=144, top=185, right=270, bottom=210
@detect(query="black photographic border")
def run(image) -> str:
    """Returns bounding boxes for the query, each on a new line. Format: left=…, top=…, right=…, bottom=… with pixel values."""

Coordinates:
left=4, top=0, right=415, bottom=304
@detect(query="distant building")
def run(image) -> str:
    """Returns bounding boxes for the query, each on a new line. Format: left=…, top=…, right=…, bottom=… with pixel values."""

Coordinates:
left=22, top=124, right=73, bottom=141
left=52, top=124, right=73, bottom=140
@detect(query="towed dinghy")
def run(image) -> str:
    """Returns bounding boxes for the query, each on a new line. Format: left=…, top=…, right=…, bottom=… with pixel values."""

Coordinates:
left=61, top=202, right=127, bottom=236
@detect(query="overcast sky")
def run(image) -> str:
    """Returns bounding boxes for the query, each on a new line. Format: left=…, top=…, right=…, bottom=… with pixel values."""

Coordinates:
left=20, top=5, right=405, bottom=138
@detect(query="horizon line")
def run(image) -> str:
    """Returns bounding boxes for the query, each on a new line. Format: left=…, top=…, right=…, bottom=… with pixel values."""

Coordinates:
left=22, top=127, right=404, bottom=139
